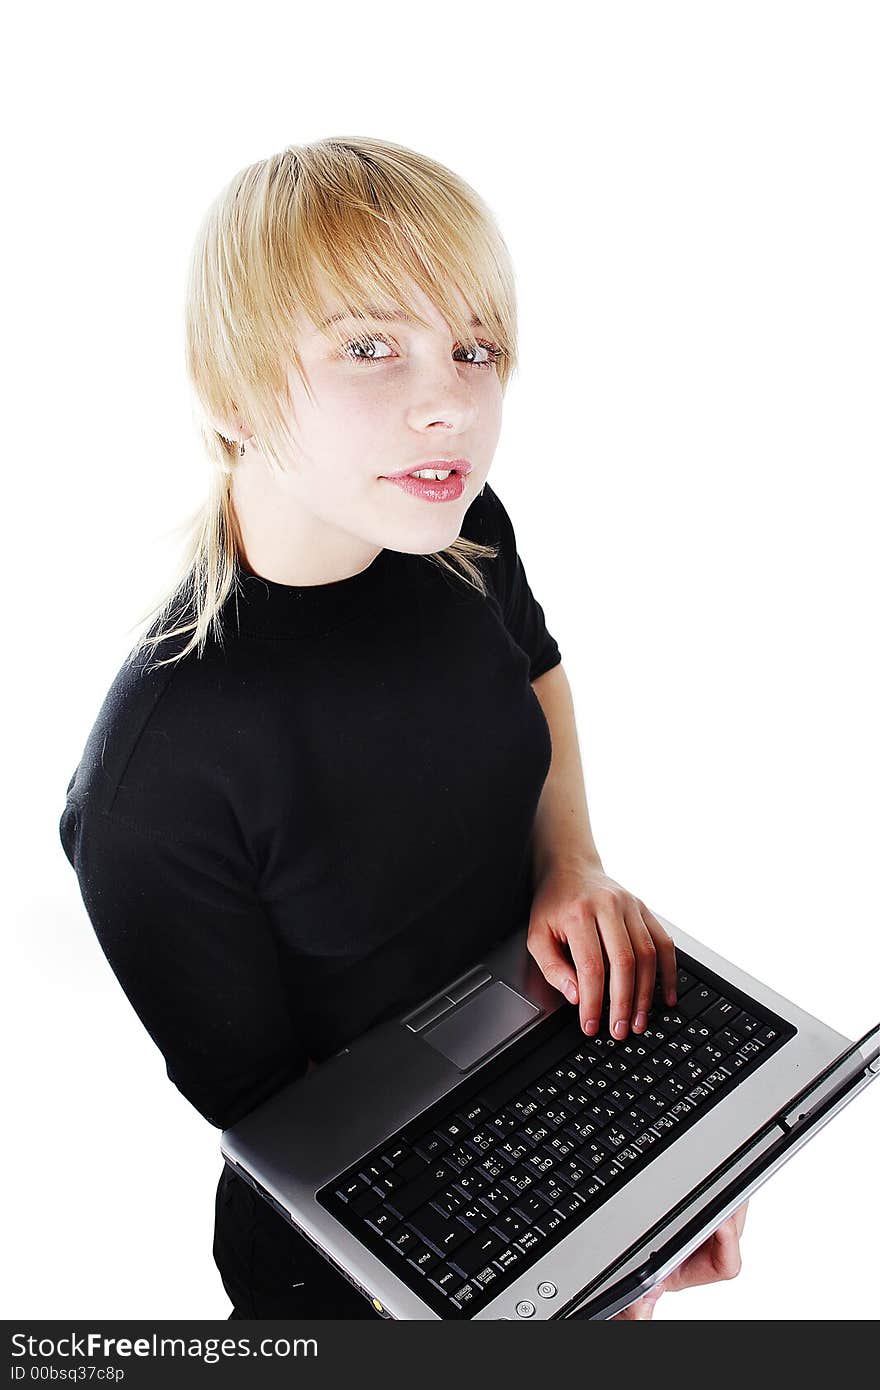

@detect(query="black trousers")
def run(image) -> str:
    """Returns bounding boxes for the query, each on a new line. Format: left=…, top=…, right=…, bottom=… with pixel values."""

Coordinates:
left=213, top=1161, right=382, bottom=1319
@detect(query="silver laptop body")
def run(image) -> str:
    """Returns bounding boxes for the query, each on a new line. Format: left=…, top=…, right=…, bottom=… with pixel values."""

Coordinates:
left=221, top=913, right=879, bottom=1319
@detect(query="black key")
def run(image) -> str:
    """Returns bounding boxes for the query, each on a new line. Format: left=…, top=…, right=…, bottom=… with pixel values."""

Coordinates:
left=411, top=1133, right=449, bottom=1162
left=464, top=1129, right=496, bottom=1155
left=449, top=1228, right=505, bottom=1277
left=651, top=1113, right=676, bottom=1136
left=478, top=1184, right=512, bottom=1215
left=535, top=1175, right=569, bottom=1205
left=376, top=1144, right=409, bottom=1169
left=555, top=1190, right=586, bottom=1219
left=388, top=1227, right=418, bottom=1256
left=594, top=1159, right=625, bottom=1185
left=755, top=1024, right=781, bottom=1046
left=601, top=1125, right=630, bottom=1150
left=491, top=1210, right=529, bottom=1242
left=501, top=1164, right=536, bottom=1195
left=428, top=1264, right=461, bottom=1295
left=474, top=1263, right=502, bottom=1291
left=433, top=1188, right=465, bottom=1218
left=387, top=1163, right=452, bottom=1218
left=524, top=1149, right=558, bottom=1178
left=513, top=1192, right=551, bottom=1222
left=514, top=1226, right=548, bottom=1256
left=445, top=1143, right=479, bottom=1173
left=509, top=1097, right=540, bottom=1123
left=657, top=1075, right=688, bottom=1102
left=733, top=1012, right=761, bottom=1036
left=587, top=1100, right=620, bottom=1125
left=486, top=1111, right=518, bottom=1138
left=477, top=1153, right=510, bottom=1182
left=578, top=1140, right=613, bottom=1170
left=457, top=1202, right=492, bottom=1232
left=456, top=1167, right=494, bottom=1198
left=407, top=1203, right=470, bottom=1255
left=613, top=1145, right=641, bottom=1170
left=349, top=1187, right=382, bottom=1218
left=678, top=984, right=719, bottom=1019
left=450, top=1280, right=478, bottom=1308
left=494, top=1244, right=524, bottom=1271
left=676, top=967, right=697, bottom=994
left=520, top=1119, right=552, bottom=1146
left=566, top=1116, right=600, bottom=1144
left=631, top=1128, right=661, bottom=1155
left=694, top=1042, right=726, bottom=1068
left=458, top=1100, right=494, bottom=1127
left=542, top=1105, right=574, bottom=1131
left=497, top=1138, right=531, bottom=1165
left=700, top=997, right=741, bottom=1031
left=408, top=1242, right=442, bottom=1274
left=358, top=1161, right=386, bottom=1184
left=616, top=1108, right=648, bottom=1137
left=527, top=1079, right=561, bottom=1105
left=365, top=1205, right=399, bottom=1236
left=669, top=1098, right=696, bottom=1123
left=702, top=1065, right=733, bottom=1090
left=439, top=1117, right=471, bottom=1143
left=635, top=1091, right=668, bottom=1118
left=657, top=1011, right=686, bottom=1031
left=336, top=1175, right=371, bottom=1203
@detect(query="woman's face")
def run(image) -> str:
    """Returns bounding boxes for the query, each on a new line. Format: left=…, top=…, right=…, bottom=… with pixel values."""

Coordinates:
left=265, top=274, right=504, bottom=562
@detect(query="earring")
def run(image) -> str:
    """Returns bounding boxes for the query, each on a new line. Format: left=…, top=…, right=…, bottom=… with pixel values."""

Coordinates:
left=239, top=435, right=245, bottom=458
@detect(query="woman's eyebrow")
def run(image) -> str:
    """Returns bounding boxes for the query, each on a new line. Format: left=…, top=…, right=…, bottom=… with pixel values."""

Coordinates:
left=317, top=306, right=485, bottom=330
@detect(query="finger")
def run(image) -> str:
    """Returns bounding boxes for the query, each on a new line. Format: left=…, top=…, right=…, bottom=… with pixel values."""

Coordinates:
left=664, top=1217, right=743, bottom=1292
left=624, top=905, right=658, bottom=1034
left=526, top=924, right=581, bottom=1005
left=564, top=915, right=606, bottom=1034
left=593, top=896, right=635, bottom=1038
left=639, top=904, right=678, bottom=1005
left=732, top=1199, right=749, bottom=1239
left=612, top=1288, right=663, bottom=1319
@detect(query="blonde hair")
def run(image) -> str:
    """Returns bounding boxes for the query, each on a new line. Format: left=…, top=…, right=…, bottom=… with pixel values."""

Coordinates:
left=128, top=134, right=519, bottom=671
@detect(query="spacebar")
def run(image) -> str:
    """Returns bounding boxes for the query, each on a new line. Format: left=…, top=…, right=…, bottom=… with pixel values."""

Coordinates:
left=475, top=1016, right=583, bottom=1112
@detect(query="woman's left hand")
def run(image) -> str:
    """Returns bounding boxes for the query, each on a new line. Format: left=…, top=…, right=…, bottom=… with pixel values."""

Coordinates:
left=611, top=1201, right=748, bottom=1318
left=526, top=862, right=678, bottom=1039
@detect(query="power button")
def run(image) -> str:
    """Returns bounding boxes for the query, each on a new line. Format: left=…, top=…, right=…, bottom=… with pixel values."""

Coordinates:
left=537, top=1281, right=558, bottom=1298
left=516, top=1300, right=536, bottom=1317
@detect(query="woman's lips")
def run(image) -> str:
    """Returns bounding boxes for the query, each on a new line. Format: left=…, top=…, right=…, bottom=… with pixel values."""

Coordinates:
left=381, top=472, right=467, bottom=502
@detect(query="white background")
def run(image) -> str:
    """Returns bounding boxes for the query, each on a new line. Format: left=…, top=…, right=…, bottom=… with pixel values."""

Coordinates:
left=5, top=0, right=877, bottom=1322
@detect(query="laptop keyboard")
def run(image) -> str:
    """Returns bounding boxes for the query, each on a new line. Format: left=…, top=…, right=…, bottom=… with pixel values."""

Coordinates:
left=317, top=950, right=795, bottom=1318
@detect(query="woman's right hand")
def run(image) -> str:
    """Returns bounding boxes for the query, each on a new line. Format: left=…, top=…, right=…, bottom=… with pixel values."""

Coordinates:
left=611, top=1201, right=748, bottom=1319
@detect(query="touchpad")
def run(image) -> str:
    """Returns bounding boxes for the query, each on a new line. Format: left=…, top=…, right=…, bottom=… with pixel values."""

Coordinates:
left=420, top=980, right=540, bottom=1070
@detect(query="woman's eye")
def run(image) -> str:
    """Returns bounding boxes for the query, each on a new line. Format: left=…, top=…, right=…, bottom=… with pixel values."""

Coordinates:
left=455, top=342, right=504, bottom=368
left=343, top=334, right=395, bottom=364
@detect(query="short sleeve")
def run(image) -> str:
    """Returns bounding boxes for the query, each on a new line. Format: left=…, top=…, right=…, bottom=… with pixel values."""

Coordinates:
left=466, top=481, right=562, bottom=681
left=59, top=800, right=309, bottom=1131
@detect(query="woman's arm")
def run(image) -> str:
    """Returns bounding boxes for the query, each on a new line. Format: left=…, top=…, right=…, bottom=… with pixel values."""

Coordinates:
left=530, top=663, right=603, bottom=880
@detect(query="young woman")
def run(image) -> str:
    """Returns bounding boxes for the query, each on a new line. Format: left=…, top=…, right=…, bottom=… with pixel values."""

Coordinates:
left=59, top=134, right=746, bottom=1320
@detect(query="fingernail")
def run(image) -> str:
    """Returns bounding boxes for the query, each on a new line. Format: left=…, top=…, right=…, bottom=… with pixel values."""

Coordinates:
left=613, top=1018, right=628, bottom=1038
left=633, top=1011, right=648, bottom=1032
left=666, top=990, right=677, bottom=1006
left=585, top=1018, right=600, bottom=1035
left=564, top=980, right=578, bottom=1004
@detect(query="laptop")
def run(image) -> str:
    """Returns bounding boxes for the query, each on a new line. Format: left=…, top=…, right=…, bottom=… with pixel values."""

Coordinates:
left=220, top=912, right=880, bottom=1319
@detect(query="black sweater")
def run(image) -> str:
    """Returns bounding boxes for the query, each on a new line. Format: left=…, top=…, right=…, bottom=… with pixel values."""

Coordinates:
left=59, top=483, right=561, bottom=1133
